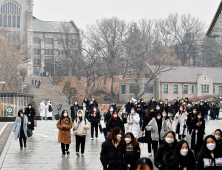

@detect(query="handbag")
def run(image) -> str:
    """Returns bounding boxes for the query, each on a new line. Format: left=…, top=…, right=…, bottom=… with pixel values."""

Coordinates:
left=34, top=120, right=37, bottom=127
left=27, top=129, right=33, bottom=137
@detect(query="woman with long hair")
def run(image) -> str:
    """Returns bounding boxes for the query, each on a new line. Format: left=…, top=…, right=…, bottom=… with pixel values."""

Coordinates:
left=214, top=129, right=222, bottom=151
left=89, top=106, right=100, bottom=140
left=24, top=103, right=35, bottom=131
left=107, top=111, right=124, bottom=132
left=190, top=111, right=205, bottom=157
left=164, top=140, right=195, bottom=170
left=187, top=107, right=198, bottom=134
left=100, top=127, right=127, bottom=170
left=124, top=132, right=141, bottom=170
left=195, top=135, right=222, bottom=170
left=162, top=107, right=173, bottom=131
left=57, top=110, right=73, bottom=157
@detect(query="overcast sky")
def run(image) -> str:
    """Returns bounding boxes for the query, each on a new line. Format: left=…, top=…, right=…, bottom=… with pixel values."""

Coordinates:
left=33, top=0, right=221, bottom=31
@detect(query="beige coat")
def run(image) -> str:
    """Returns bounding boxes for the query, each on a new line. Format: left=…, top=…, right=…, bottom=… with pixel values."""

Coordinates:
left=57, top=118, right=73, bottom=144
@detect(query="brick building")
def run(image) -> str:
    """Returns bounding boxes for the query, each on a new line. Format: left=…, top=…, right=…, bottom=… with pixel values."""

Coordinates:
left=0, top=0, right=79, bottom=76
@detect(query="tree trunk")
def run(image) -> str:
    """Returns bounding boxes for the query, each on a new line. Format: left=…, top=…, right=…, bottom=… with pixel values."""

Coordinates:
left=104, top=75, right=107, bottom=85
left=111, top=74, right=114, bottom=95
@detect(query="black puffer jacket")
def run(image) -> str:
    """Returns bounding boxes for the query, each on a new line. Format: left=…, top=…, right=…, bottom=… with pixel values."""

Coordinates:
left=100, top=137, right=127, bottom=170
left=126, top=102, right=134, bottom=114
left=148, top=100, right=156, bottom=110
left=107, top=116, right=124, bottom=132
left=105, top=111, right=112, bottom=124
left=164, top=150, right=195, bottom=170
left=125, top=144, right=140, bottom=170
left=24, top=108, right=36, bottom=130
left=154, top=140, right=177, bottom=170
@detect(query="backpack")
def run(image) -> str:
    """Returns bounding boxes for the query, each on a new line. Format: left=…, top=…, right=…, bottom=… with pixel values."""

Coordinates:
left=75, top=118, right=86, bottom=125
left=39, top=105, right=43, bottom=111
left=48, top=105, right=53, bottom=112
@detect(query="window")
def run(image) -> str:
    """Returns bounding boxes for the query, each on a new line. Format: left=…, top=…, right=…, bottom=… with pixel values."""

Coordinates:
left=204, top=77, right=206, bottom=80
left=8, top=15, right=11, bottom=27
left=213, top=86, right=215, bottom=94
left=34, top=37, right=40, bottom=44
left=183, top=85, right=188, bottom=94
left=58, top=38, right=68, bottom=45
left=58, top=50, right=65, bottom=56
left=144, top=84, right=153, bottom=93
left=44, top=49, right=53, bottom=55
left=121, top=85, right=126, bottom=94
left=219, top=86, right=222, bottom=94
left=34, top=49, right=41, bottom=55
left=44, top=59, right=51, bottom=64
left=201, top=85, right=209, bottom=93
left=44, top=38, right=53, bottom=44
left=129, top=84, right=135, bottom=94
left=192, top=85, right=194, bottom=93
left=17, top=15, right=19, bottom=27
left=173, top=85, right=178, bottom=94
left=33, top=59, right=40, bottom=65
left=145, top=74, right=149, bottom=78
left=163, top=84, right=168, bottom=94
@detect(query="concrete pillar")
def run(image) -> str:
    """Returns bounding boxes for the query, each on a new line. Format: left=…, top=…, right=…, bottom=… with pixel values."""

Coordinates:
left=22, top=95, right=24, bottom=112
left=13, top=95, right=15, bottom=116
left=16, top=95, right=19, bottom=115
left=2, top=95, right=4, bottom=116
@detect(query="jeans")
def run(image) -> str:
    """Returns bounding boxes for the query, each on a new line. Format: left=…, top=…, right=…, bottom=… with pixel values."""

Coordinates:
left=91, top=123, right=98, bottom=138
left=76, top=135, right=86, bottom=154
left=19, top=130, right=26, bottom=147
left=61, top=143, right=69, bottom=155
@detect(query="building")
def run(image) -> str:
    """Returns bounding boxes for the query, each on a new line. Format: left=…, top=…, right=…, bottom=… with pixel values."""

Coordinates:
left=0, top=0, right=79, bottom=76
left=119, top=64, right=222, bottom=102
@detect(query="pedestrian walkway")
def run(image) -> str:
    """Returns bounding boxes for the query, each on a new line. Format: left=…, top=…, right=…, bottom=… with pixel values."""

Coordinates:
left=0, top=120, right=222, bottom=170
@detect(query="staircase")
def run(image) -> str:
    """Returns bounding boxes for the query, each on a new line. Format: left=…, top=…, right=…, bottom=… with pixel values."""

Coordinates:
left=23, top=76, right=69, bottom=106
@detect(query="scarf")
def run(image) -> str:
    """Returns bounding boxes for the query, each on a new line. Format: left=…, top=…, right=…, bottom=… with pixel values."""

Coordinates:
left=112, top=115, right=118, bottom=121
left=112, top=140, right=120, bottom=148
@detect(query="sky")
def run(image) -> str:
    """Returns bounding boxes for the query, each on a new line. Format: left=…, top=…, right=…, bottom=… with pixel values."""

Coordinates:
left=33, top=0, right=221, bottom=31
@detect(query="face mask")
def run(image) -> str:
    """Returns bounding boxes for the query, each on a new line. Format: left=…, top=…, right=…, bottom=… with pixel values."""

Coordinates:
left=92, top=99, right=94, bottom=101
left=83, top=105, right=86, bottom=107
left=110, top=109, right=113, bottom=112
left=119, top=112, right=122, bottom=115
left=188, top=104, right=191, bottom=107
left=116, top=134, right=122, bottom=140
left=205, top=101, right=207, bottom=103
left=200, top=103, right=203, bottom=106
left=162, top=113, right=167, bottom=117
left=90, top=102, right=93, bottom=104
left=215, top=135, right=221, bottom=140
left=198, top=115, right=202, bottom=119
left=20, top=114, right=23, bottom=117
left=141, top=101, right=144, bottom=103
left=157, top=116, right=161, bottom=120
left=85, top=99, right=87, bottom=101
left=152, top=99, right=155, bottom=101
left=156, top=107, right=160, bottom=110
left=113, top=114, right=117, bottom=118
left=180, top=108, right=183, bottom=111
left=193, top=111, right=197, bottom=114
left=177, top=99, right=180, bottom=101
left=168, top=104, right=171, bottom=106
left=160, top=102, right=163, bottom=104
left=64, top=113, right=68, bottom=117
left=180, top=149, right=188, bottom=156
left=78, top=114, right=82, bottom=117
left=165, top=138, right=174, bottom=144
left=207, top=143, right=216, bottom=151
left=131, top=110, right=134, bottom=114
left=93, top=109, right=96, bottom=112
left=75, top=102, right=77, bottom=105
left=125, top=138, right=132, bottom=144
left=130, top=101, right=132, bottom=103
left=113, top=103, right=115, bottom=105
left=138, top=105, right=141, bottom=107
left=29, top=106, right=31, bottom=108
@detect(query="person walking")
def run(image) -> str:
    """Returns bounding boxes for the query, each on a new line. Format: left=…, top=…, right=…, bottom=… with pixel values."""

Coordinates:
left=100, top=127, right=127, bottom=170
left=209, top=103, right=215, bottom=120
left=13, top=110, right=29, bottom=149
left=89, top=100, right=95, bottom=112
left=215, top=103, right=220, bottom=120
left=164, top=140, right=195, bottom=170
left=46, top=101, right=53, bottom=120
left=174, top=105, right=187, bottom=140
left=162, top=107, right=173, bottom=131
left=214, top=129, right=222, bottom=151
left=136, top=102, right=144, bottom=129
left=142, top=108, right=155, bottom=157
left=195, top=135, right=222, bottom=170
left=104, top=106, right=114, bottom=125
left=57, top=110, right=73, bottom=157
left=80, top=102, right=89, bottom=120
left=154, top=131, right=178, bottom=170
left=83, top=97, right=89, bottom=108
left=70, top=101, right=79, bottom=122
left=107, top=111, right=124, bottom=132
left=73, top=110, right=90, bottom=156
left=187, top=107, right=197, bottom=134
left=190, top=111, right=205, bottom=157
left=199, top=101, right=208, bottom=120
left=148, top=97, right=157, bottom=111
left=124, top=132, right=141, bottom=170
left=24, top=103, right=35, bottom=131
left=89, top=106, right=100, bottom=140
left=145, top=111, right=168, bottom=156
left=39, top=101, right=46, bottom=120
left=126, top=99, right=134, bottom=115
left=31, top=79, right=34, bottom=85
left=125, top=107, right=140, bottom=139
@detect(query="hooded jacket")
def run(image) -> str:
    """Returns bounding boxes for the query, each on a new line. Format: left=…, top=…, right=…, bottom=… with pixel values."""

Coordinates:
left=12, top=115, right=29, bottom=140
left=39, top=101, right=46, bottom=117
left=125, top=113, right=140, bottom=138
left=73, top=110, right=90, bottom=136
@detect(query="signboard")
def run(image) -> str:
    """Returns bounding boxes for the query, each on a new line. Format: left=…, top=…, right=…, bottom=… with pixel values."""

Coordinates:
left=7, top=106, right=13, bottom=116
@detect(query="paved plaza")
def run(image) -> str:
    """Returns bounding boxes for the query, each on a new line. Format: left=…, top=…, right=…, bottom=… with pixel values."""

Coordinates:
left=0, top=120, right=222, bottom=170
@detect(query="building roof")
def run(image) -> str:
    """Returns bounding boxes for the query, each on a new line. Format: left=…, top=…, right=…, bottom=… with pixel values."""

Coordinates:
left=152, top=66, right=222, bottom=84
left=206, top=0, right=222, bottom=37
left=32, top=17, right=78, bottom=33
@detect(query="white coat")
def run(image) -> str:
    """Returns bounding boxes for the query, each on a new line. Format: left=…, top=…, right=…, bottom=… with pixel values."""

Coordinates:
left=73, top=110, right=90, bottom=136
left=125, top=113, right=140, bottom=138
left=39, top=102, right=46, bottom=117
left=174, top=111, right=188, bottom=136
left=46, top=103, right=53, bottom=117
left=165, top=119, right=173, bottom=131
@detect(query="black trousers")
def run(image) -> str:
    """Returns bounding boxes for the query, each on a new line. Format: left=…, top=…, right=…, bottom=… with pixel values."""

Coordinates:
left=91, top=123, right=98, bottom=138
left=147, top=142, right=152, bottom=153
left=152, top=139, right=163, bottom=156
left=61, top=143, right=69, bottom=155
left=76, top=135, right=86, bottom=154
left=19, top=130, right=26, bottom=147
left=178, top=135, right=186, bottom=140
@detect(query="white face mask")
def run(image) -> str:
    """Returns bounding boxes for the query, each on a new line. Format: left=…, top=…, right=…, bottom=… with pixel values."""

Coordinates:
left=29, top=106, right=31, bottom=108
left=119, top=112, right=122, bottom=115
left=78, top=114, right=82, bottom=117
left=113, top=114, right=117, bottom=118
left=64, top=113, right=68, bottom=117
left=162, top=113, right=167, bottom=117
left=116, top=134, right=122, bottom=140
left=193, top=111, right=197, bottom=114
left=90, top=102, right=93, bottom=104
left=138, top=105, right=141, bottom=107
left=160, top=102, right=163, bottom=104
left=131, top=110, right=134, bottom=114
left=75, top=102, right=77, bottom=105
left=156, top=107, right=160, bottom=110
left=152, top=99, right=155, bottom=101
left=180, top=149, right=188, bottom=156
left=207, top=143, right=216, bottom=151
left=180, top=108, right=183, bottom=111
left=125, top=138, right=132, bottom=144
left=83, top=105, right=86, bottom=107
left=85, top=99, right=87, bottom=101
left=165, top=138, right=174, bottom=144
left=110, top=109, right=113, bottom=112
left=141, top=101, right=144, bottom=103
left=215, top=135, right=221, bottom=140
left=130, top=101, right=132, bottom=103
left=197, top=115, right=202, bottom=119
left=168, top=104, right=171, bottom=106
left=157, top=116, right=161, bottom=120
left=92, top=99, right=94, bottom=101
left=188, top=104, right=191, bottom=107
left=93, top=108, right=96, bottom=112
left=200, top=103, right=203, bottom=106
left=20, top=114, right=23, bottom=117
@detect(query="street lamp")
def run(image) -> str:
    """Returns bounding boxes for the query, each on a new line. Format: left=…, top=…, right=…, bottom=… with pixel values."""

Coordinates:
left=22, top=85, right=27, bottom=93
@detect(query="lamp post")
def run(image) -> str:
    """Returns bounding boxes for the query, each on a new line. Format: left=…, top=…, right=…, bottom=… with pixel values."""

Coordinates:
left=22, top=85, right=27, bottom=93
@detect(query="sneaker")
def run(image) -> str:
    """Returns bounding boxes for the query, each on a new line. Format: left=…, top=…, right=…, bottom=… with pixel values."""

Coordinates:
left=20, top=147, right=23, bottom=150
left=148, top=153, right=152, bottom=157
left=62, top=154, right=65, bottom=157
left=66, top=151, right=70, bottom=156
left=81, top=153, right=84, bottom=156
left=91, top=138, right=94, bottom=140
left=76, top=152, right=80, bottom=156
left=24, top=145, right=26, bottom=149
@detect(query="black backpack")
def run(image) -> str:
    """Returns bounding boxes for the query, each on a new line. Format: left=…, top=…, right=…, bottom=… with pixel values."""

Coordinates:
left=48, top=105, right=53, bottom=112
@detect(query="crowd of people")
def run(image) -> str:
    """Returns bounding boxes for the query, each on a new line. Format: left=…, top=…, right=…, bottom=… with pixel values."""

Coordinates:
left=31, top=79, right=41, bottom=88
